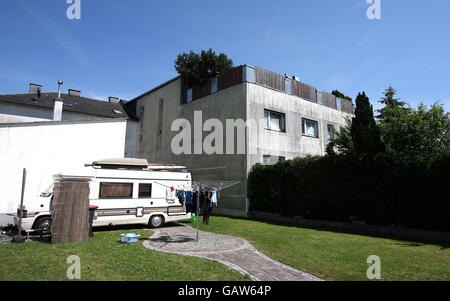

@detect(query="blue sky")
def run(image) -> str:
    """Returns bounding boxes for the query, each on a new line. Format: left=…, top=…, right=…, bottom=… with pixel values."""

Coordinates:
left=1, top=0, right=449, bottom=111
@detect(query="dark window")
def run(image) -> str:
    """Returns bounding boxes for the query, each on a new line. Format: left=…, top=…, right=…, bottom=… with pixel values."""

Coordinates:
left=99, top=183, right=133, bottom=199
left=139, top=183, right=152, bottom=198
left=327, top=124, right=335, bottom=140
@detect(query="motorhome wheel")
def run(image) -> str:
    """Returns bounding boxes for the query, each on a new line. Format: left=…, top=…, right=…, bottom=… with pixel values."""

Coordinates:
left=149, top=215, right=164, bottom=228
left=33, top=217, right=52, bottom=232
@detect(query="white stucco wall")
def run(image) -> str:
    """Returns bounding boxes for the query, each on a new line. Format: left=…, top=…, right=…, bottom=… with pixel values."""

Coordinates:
left=0, top=119, right=127, bottom=225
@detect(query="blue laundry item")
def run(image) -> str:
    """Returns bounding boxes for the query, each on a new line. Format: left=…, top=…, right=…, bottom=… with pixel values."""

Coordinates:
left=179, top=190, right=186, bottom=201
left=186, top=191, right=193, bottom=205
left=211, top=191, right=217, bottom=207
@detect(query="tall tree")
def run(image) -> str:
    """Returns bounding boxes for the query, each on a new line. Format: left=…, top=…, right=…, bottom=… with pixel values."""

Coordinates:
left=376, top=86, right=407, bottom=122
left=351, top=92, right=386, bottom=154
left=175, top=49, right=234, bottom=87
left=380, top=102, right=449, bottom=157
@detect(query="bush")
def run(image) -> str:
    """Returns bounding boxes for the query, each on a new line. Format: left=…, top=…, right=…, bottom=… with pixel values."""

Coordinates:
left=248, top=153, right=450, bottom=231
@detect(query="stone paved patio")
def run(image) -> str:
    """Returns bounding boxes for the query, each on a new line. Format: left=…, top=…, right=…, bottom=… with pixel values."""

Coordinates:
left=143, top=223, right=321, bottom=281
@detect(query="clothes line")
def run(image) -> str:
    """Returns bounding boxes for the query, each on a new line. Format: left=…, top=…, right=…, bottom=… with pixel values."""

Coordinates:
left=154, top=181, right=191, bottom=190
left=192, top=180, right=240, bottom=191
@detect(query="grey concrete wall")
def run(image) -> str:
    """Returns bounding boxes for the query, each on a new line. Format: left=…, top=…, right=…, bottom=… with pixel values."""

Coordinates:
left=133, top=78, right=353, bottom=217
left=125, top=120, right=138, bottom=158
left=246, top=82, right=353, bottom=175
left=135, top=78, right=248, bottom=216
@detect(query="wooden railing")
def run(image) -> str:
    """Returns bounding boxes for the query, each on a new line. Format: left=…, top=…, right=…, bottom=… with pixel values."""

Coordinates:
left=180, top=65, right=354, bottom=114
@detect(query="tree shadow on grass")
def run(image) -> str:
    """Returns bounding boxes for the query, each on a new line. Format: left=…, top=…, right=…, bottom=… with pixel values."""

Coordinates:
left=151, top=234, right=195, bottom=244
left=210, top=214, right=450, bottom=250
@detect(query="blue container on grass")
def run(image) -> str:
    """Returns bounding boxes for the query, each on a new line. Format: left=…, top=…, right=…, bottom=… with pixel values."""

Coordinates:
left=120, top=233, right=141, bottom=244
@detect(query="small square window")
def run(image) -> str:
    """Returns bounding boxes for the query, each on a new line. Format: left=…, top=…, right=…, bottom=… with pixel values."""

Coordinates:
left=139, top=184, right=152, bottom=198
left=302, top=118, right=319, bottom=138
left=264, top=110, right=285, bottom=132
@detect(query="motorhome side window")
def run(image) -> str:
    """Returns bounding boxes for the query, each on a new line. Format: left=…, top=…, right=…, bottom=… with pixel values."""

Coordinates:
left=138, top=183, right=152, bottom=198
left=99, top=183, right=133, bottom=199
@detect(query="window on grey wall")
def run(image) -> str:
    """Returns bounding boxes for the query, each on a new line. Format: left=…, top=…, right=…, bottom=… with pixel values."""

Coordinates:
left=211, top=77, right=218, bottom=93
left=263, top=155, right=285, bottom=165
left=327, top=124, right=335, bottom=140
left=187, top=88, right=193, bottom=103
left=264, top=110, right=285, bottom=132
left=302, top=118, right=319, bottom=138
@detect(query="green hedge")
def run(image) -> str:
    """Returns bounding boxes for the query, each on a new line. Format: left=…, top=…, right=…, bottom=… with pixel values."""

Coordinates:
left=248, top=153, right=450, bottom=232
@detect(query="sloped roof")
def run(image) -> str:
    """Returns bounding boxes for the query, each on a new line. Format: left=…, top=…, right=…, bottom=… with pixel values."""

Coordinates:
left=0, top=92, right=130, bottom=119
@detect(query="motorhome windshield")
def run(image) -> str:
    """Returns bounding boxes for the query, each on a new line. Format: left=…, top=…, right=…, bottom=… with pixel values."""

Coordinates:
left=40, top=184, right=54, bottom=197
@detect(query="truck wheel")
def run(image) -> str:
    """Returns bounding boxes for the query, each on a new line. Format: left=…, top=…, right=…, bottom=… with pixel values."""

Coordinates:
left=149, top=215, right=164, bottom=228
left=33, top=217, right=52, bottom=233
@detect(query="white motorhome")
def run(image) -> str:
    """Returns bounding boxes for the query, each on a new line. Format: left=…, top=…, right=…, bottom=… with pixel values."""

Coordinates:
left=15, top=158, right=192, bottom=232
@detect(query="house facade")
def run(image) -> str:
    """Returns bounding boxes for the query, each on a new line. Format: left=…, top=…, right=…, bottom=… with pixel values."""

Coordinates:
left=0, top=83, right=139, bottom=157
left=125, top=65, right=354, bottom=217
left=0, top=83, right=138, bottom=226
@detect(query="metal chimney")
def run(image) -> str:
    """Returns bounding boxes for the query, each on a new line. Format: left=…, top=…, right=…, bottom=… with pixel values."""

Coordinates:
left=57, top=80, right=63, bottom=99
left=29, top=83, right=42, bottom=94
left=68, top=89, right=81, bottom=97
left=109, top=96, right=119, bottom=104
left=54, top=80, right=64, bottom=121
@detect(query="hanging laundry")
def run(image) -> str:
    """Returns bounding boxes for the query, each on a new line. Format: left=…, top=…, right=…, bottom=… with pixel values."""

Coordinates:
left=186, top=191, right=193, bottom=205
left=177, top=190, right=186, bottom=205
left=211, top=191, right=218, bottom=207
left=199, top=190, right=213, bottom=225
left=166, top=187, right=176, bottom=202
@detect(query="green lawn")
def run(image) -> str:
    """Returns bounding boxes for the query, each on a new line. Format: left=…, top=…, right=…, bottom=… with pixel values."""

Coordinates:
left=0, top=229, right=249, bottom=281
left=186, top=216, right=450, bottom=281
left=2, top=217, right=448, bottom=281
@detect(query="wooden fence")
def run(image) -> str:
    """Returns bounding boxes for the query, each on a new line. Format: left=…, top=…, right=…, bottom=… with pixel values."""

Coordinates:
left=51, top=181, right=90, bottom=244
left=179, top=65, right=353, bottom=114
